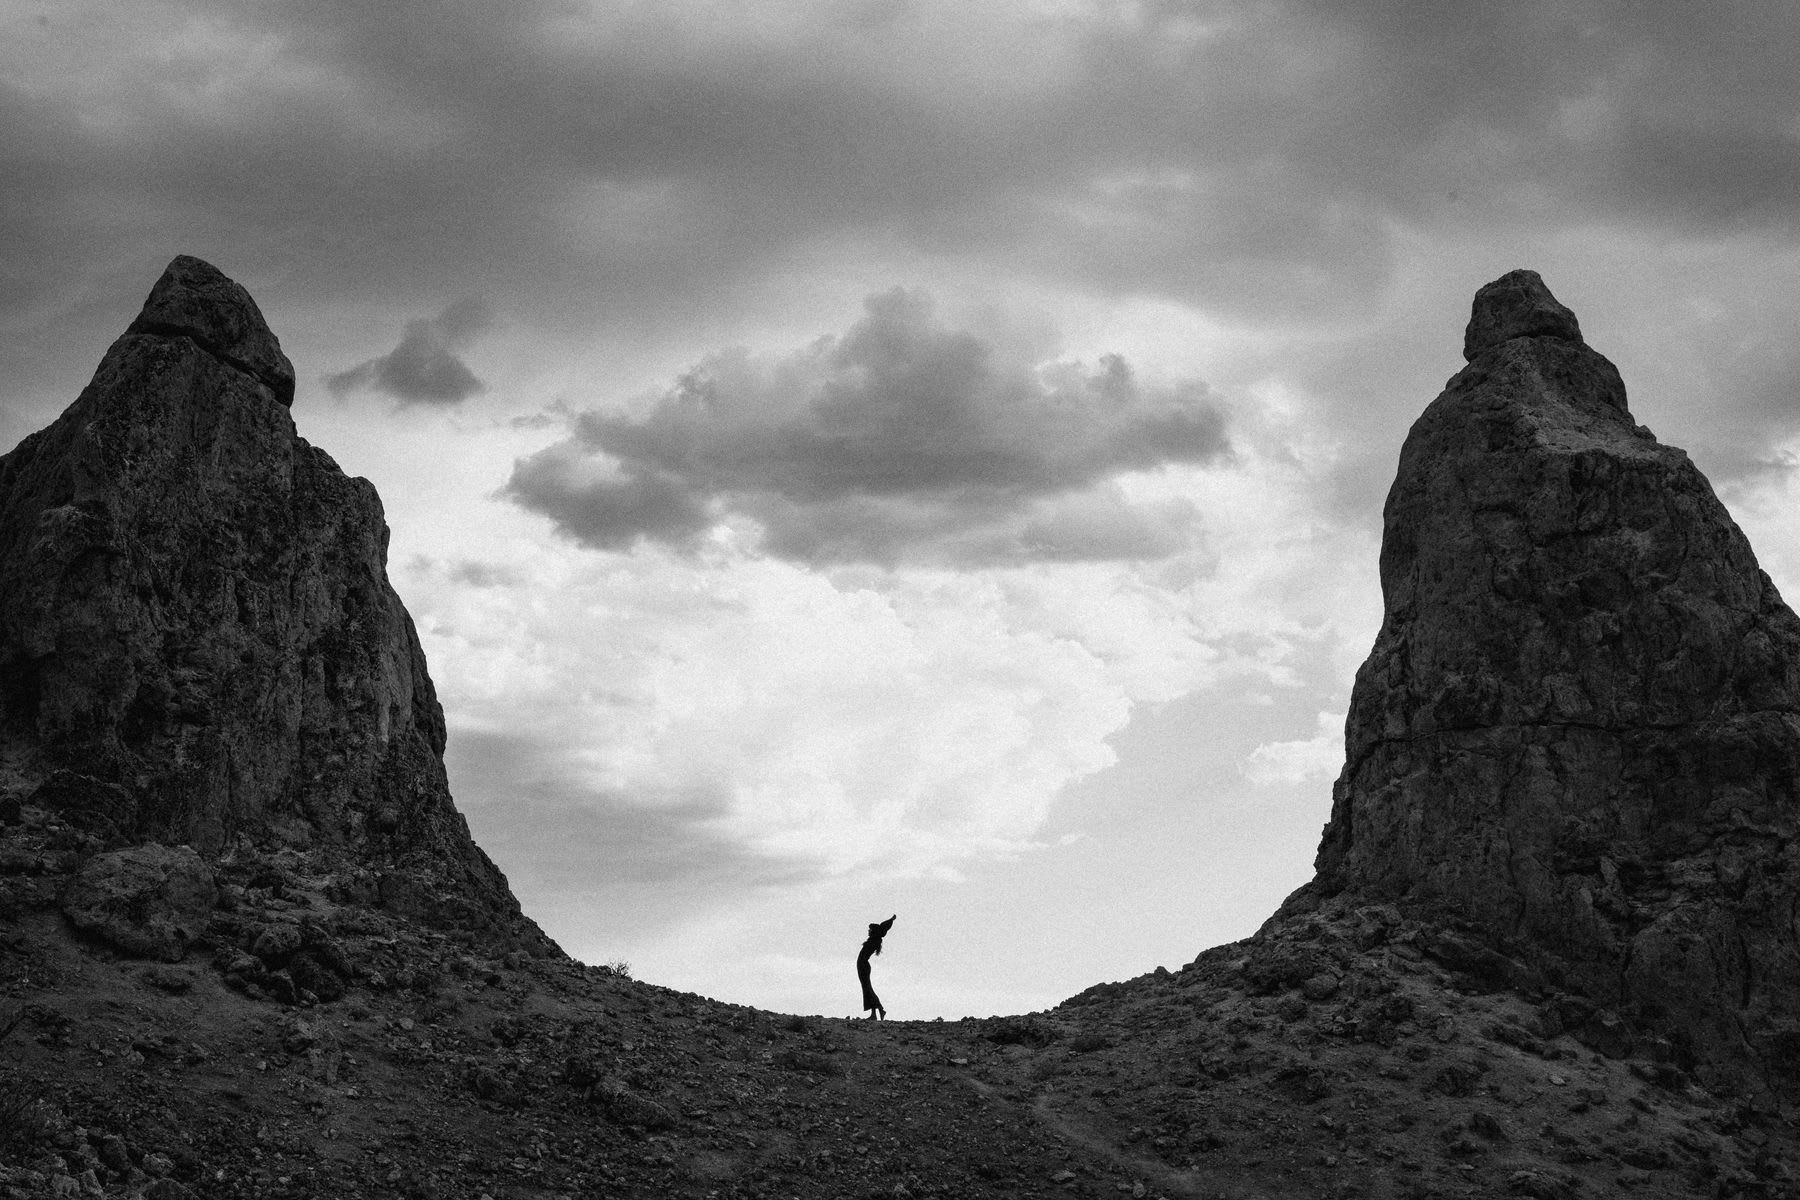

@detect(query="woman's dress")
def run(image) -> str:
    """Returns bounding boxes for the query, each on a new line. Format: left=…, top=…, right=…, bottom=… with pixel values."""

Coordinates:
left=857, top=916, right=896, bottom=1012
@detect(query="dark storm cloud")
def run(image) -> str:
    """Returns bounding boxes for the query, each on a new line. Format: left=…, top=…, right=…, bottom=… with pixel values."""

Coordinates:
left=9, top=0, right=1800, bottom=464
left=325, top=297, right=493, bottom=405
left=503, top=289, right=1226, bottom=565
left=12, top=0, right=1800, bottom=349
left=1274, top=0, right=1800, bottom=233
left=503, top=441, right=714, bottom=551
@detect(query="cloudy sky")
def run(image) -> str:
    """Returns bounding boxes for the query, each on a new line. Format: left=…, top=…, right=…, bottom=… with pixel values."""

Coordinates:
left=7, top=0, right=1800, bottom=1017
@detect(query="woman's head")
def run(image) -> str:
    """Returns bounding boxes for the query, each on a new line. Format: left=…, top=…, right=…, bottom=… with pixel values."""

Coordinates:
left=867, top=923, right=884, bottom=938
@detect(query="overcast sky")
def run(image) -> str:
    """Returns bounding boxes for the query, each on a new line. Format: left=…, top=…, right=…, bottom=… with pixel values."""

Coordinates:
left=8, top=0, right=1800, bottom=1018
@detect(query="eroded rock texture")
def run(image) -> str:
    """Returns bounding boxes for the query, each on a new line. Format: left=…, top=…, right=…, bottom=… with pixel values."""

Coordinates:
left=1308, top=269, right=1800, bottom=1088
left=0, top=256, right=543, bottom=946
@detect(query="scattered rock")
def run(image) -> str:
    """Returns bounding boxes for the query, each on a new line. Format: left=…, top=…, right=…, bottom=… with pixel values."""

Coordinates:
left=466, top=1065, right=522, bottom=1106
left=250, top=923, right=302, bottom=964
left=771, top=1048, right=842, bottom=1076
left=596, top=1080, right=675, bottom=1131
left=1507, top=1168, right=1576, bottom=1199
left=1300, top=972, right=1340, bottom=1001
left=561, top=1055, right=604, bottom=1090
left=984, top=1016, right=1058, bottom=1047
left=1273, top=1062, right=1332, bottom=1103
left=138, top=965, right=194, bottom=994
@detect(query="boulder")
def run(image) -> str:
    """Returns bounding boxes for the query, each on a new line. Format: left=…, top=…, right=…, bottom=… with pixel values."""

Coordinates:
left=61, top=844, right=217, bottom=961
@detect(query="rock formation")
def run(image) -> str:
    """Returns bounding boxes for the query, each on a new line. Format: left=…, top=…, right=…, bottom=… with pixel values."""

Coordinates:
left=0, top=255, right=546, bottom=949
left=1300, top=269, right=1800, bottom=1090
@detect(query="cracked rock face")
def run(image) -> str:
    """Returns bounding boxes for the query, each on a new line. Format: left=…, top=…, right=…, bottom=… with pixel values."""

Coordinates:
left=1310, top=269, right=1800, bottom=1087
left=0, top=256, right=540, bottom=946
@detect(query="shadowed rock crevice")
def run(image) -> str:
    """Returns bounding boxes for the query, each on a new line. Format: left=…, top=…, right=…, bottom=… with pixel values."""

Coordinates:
left=1288, top=268, right=1800, bottom=1093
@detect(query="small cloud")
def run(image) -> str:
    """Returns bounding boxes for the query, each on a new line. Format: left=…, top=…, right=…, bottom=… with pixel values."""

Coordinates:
left=504, top=441, right=712, bottom=552
left=326, top=297, right=495, bottom=406
left=509, top=400, right=573, bottom=431
left=1240, top=710, right=1344, bottom=787
left=404, top=553, right=522, bottom=589
left=445, top=559, right=521, bottom=589
left=504, top=288, right=1230, bottom=566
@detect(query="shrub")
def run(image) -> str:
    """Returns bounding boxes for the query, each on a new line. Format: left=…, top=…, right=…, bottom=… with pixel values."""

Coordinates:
left=0, top=1006, right=51, bottom=1154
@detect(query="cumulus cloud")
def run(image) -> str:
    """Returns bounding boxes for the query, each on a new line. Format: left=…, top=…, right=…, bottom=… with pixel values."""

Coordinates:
left=504, top=289, right=1228, bottom=565
left=403, top=408, right=1373, bottom=896
left=325, top=297, right=493, bottom=405
left=407, top=539, right=1224, bottom=884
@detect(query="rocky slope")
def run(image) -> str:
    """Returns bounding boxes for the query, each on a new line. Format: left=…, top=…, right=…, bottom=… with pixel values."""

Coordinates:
left=0, top=257, right=544, bottom=952
left=1298, top=270, right=1800, bottom=1097
left=1, top=262, right=1797, bottom=1199
left=1, top=840, right=1793, bottom=1199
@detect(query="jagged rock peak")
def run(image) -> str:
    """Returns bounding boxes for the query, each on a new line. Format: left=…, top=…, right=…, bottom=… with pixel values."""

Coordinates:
left=1299, top=268, right=1800, bottom=1094
left=124, top=254, right=296, bottom=406
left=1461, top=268, right=1583, bottom=362
left=0, top=257, right=552, bottom=956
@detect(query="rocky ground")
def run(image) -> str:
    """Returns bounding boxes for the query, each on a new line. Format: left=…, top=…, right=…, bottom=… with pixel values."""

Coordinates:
left=3, top=783, right=1797, bottom=1200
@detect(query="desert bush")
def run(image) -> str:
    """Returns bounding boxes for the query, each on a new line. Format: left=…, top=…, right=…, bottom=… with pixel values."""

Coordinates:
left=0, top=1005, right=51, bottom=1156
left=984, top=1016, right=1059, bottom=1047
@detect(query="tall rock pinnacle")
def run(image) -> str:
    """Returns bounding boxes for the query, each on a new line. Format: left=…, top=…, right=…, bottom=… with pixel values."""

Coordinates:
left=0, top=257, right=544, bottom=946
left=1308, top=269, right=1800, bottom=1088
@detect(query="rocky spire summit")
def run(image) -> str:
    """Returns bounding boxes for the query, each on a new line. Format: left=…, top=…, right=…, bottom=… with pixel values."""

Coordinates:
left=1300, top=269, right=1800, bottom=1090
left=123, top=254, right=297, bottom=406
left=1461, top=267, right=1584, bottom=361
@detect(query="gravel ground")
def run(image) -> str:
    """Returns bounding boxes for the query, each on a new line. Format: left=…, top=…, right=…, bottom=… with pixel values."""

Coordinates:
left=2, top=810, right=1796, bottom=1200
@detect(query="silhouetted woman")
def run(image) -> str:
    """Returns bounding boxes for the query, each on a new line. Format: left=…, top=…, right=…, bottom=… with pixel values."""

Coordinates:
left=857, top=914, right=896, bottom=1019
